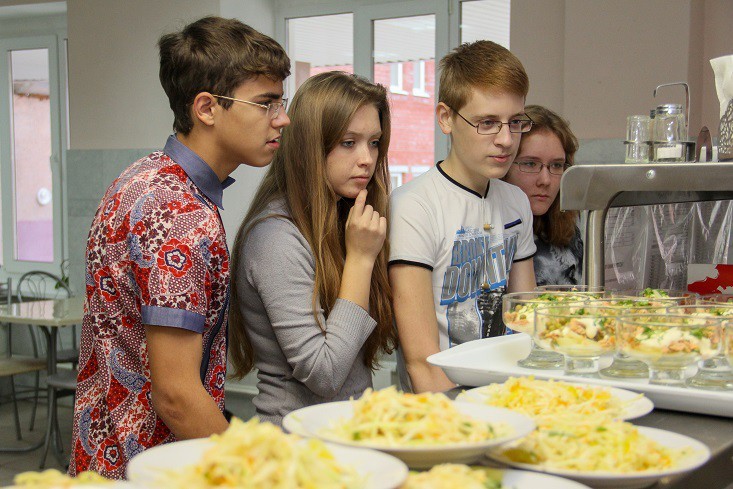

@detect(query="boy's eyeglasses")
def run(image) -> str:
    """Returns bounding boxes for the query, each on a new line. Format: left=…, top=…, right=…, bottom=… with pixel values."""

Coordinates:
left=514, top=161, right=568, bottom=175
left=212, top=95, right=288, bottom=120
left=450, top=107, right=534, bottom=135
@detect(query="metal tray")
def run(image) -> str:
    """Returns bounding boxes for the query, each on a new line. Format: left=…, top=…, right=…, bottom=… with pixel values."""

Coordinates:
left=427, top=333, right=733, bottom=418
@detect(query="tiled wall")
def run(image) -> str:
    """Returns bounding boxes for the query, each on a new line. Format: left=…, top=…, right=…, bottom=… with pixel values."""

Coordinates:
left=575, top=139, right=625, bottom=164
left=66, top=149, right=156, bottom=293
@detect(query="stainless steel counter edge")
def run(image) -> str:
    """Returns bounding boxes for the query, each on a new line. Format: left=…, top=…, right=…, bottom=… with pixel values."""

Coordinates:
left=560, top=163, right=733, bottom=211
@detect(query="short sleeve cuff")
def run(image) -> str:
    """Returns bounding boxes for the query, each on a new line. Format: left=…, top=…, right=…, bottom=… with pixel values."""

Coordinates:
left=513, top=252, right=536, bottom=263
left=141, top=305, right=206, bottom=333
left=388, top=259, right=433, bottom=271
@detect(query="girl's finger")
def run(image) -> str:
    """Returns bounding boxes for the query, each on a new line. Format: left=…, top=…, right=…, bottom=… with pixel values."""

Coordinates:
left=352, top=189, right=368, bottom=218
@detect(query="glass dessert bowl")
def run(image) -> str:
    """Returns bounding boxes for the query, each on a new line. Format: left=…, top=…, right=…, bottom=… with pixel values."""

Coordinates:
left=665, top=304, right=733, bottom=390
left=534, top=304, right=617, bottom=377
left=589, top=297, right=675, bottom=379
left=502, top=292, right=588, bottom=369
left=616, top=313, right=723, bottom=387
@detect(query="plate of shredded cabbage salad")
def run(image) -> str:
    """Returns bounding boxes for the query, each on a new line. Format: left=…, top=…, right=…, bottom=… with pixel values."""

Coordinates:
left=11, top=469, right=127, bottom=488
left=282, top=387, right=535, bottom=469
left=457, top=376, right=654, bottom=421
left=487, top=419, right=710, bottom=489
left=126, top=417, right=407, bottom=489
left=402, top=464, right=591, bottom=489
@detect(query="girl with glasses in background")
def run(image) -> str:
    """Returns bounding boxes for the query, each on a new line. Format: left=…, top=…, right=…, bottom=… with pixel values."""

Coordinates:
left=503, top=105, right=583, bottom=286
left=228, top=72, right=397, bottom=425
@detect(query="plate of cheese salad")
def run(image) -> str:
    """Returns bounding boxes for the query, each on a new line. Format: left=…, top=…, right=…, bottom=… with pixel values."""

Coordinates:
left=126, top=417, right=408, bottom=489
left=283, top=387, right=535, bottom=469
left=457, top=376, right=653, bottom=421
left=402, top=464, right=591, bottom=489
left=488, top=418, right=710, bottom=489
left=11, top=469, right=127, bottom=488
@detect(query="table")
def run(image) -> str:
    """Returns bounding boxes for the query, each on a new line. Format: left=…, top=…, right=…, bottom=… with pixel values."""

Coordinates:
left=445, top=387, right=733, bottom=488
left=0, top=296, right=83, bottom=464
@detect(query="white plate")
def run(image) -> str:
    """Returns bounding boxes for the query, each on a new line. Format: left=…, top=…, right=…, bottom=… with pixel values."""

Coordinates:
left=126, top=437, right=408, bottom=489
left=457, top=381, right=654, bottom=420
left=7, top=485, right=134, bottom=489
left=283, top=400, right=535, bottom=469
left=488, top=426, right=710, bottom=489
left=500, top=469, right=592, bottom=489
left=427, top=333, right=733, bottom=418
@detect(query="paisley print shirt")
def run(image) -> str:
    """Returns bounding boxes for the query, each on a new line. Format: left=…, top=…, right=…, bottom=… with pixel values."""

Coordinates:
left=69, top=136, right=233, bottom=478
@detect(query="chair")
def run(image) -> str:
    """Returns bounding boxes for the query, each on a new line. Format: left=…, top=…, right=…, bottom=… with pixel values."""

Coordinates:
left=17, top=270, right=77, bottom=362
left=2, top=276, right=47, bottom=442
left=14, top=271, right=78, bottom=432
left=0, top=356, right=46, bottom=441
left=40, top=367, right=78, bottom=468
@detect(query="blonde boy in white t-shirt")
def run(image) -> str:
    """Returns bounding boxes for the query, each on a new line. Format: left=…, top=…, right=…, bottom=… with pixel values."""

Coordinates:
left=389, top=41, right=537, bottom=393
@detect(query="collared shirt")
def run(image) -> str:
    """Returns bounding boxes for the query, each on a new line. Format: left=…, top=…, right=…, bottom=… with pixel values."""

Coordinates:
left=163, top=135, right=235, bottom=209
left=70, top=137, right=231, bottom=479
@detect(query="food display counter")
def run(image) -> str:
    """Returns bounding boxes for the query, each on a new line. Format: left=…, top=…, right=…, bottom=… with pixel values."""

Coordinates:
left=559, top=162, right=733, bottom=287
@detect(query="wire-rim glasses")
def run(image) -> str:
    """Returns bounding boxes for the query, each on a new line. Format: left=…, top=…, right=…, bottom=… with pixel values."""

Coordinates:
left=212, top=94, right=288, bottom=119
left=450, top=107, right=534, bottom=135
left=514, top=161, right=569, bottom=176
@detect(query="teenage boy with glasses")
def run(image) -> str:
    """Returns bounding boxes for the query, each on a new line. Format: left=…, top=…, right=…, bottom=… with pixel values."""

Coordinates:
left=70, top=17, right=290, bottom=478
left=389, top=41, right=537, bottom=393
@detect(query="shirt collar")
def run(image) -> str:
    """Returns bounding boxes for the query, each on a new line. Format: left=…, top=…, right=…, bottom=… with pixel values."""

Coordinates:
left=436, top=161, right=490, bottom=199
left=163, top=135, right=235, bottom=209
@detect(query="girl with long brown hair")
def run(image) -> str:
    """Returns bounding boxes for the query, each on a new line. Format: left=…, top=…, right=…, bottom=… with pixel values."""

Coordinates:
left=503, top=104, right=582, bottom=285
left=229, top=71, right=397, bottom=425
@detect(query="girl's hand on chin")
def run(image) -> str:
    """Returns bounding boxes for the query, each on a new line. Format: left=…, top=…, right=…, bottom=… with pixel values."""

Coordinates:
left=344, top=189, right=387, bottom=263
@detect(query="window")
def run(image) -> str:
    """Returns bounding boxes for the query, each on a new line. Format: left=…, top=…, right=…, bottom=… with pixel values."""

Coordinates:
left=412, top=60, right=428, bottom=97
left=286, top=13, right=353, bottom=95
left=460, top=0, right=510, bottom=46
left=0, top=35, right=66, bottom=275
left=374, top=13, right=436, bottom=182
left=389, top=62, right=406, bottom=94
left=277, top=0, right=511, bottom=185
left=389, top=172, right=403, bottom=190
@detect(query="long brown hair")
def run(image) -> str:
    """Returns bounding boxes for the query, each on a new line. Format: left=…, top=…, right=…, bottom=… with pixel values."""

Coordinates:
left=522, top=105, right=579, bottom=247
left=229, top=71, right=397, bottom=379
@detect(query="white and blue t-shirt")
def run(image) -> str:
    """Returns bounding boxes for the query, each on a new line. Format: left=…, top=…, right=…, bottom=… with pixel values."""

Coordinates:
left=389, top=162, right=536, bottom=357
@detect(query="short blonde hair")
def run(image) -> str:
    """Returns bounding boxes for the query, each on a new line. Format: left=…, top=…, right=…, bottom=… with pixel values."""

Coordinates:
left=438, top=40, right=529, bottom=111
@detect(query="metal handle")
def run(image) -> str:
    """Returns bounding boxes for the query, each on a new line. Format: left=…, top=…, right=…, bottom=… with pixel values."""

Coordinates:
left=654, top=82, right=690, bottom=134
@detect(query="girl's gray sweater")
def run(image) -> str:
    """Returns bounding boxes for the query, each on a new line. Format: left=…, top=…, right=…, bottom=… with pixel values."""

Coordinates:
left=234, top=201, right=377, bottom=426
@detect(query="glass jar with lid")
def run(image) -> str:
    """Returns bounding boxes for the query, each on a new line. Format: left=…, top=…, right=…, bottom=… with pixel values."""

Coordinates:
left=653, top=103, right=686, bottom=162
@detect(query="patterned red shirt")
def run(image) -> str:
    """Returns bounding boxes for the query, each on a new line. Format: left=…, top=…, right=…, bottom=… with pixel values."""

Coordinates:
left=70, top=136, right=232, bottom=479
